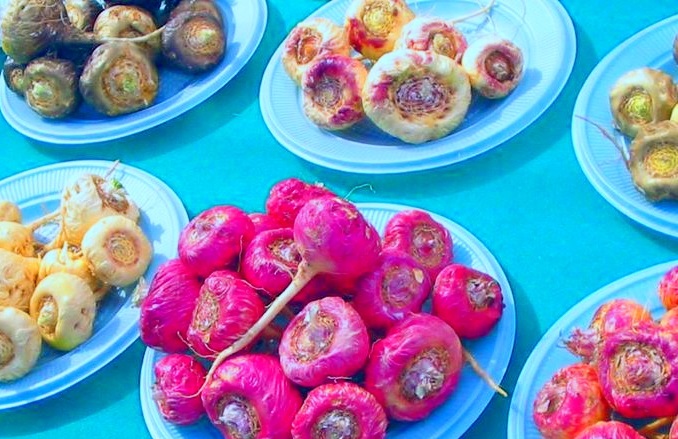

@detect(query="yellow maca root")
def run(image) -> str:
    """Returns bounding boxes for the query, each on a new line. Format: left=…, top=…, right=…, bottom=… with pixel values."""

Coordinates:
left=0, top=306, right=42, bottom=382
left=81, top=215, right=152, bottom=287
left=29, top=272, right=96, bottom=351
left=0, top=249, right=40, bottom=311
left=0, top=221, right=36, bottom=256
left=39, top=246, right=111, bottom=301
left=35, top=172, right=141, bottom=251
left=0, top=201, right=22, bottom=223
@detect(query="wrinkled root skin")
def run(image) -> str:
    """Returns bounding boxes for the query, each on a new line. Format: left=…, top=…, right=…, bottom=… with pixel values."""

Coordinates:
left=201, top=354, right=303, bottom=439
left=629, top=121, right=678, bottom=201
left=290, top=382, right=388, bottom=439
left=660, top=265, right=678, bottom=310
left=564, top=299, right=652, bottom=365
left=573, top=421, right=645, bottom=439
left=532, top=363, right=611, bottom=439
left=364, top=313, right=462, bottom=422
left=598, top=323, right=678, bottom=418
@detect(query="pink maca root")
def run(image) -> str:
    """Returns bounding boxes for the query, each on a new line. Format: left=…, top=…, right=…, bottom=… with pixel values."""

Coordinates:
left=294, top=196, right=381, bottom=276
left=598, top=321, right=678, bottom=418
left=203, top=196, right=381, bottom=387
left=152, top=353, right=207, bottom=426
left=279, top=296, right=370, bottom=388
left=661, top=307, right=678, bottom=330
left=573, top=421, right=644, bottom=439
left=352, top=249, right=431, bottom=332
left=186, top=271, right=265, bottom=359
left=431, top=263, right=504, bottom=339
left=382, top=209, right=453, bottom=281
left=564, top=298, right=652, bottom=364
left=291, top=382, right=388, bottom=439
left=364, top=313, right=463, bottom=422
left=201, top=354, right=303, bottom=439
left=532, top=363, right=611, bottom=439
left=659, top=265, right=678, bottom=310
left=248, top=212, right=285, bottom=235
left=178, top=205, right=255, bottom=278
left=265, top=178, right=335, bottom=227
left=139, top=258, right=203, bottom=353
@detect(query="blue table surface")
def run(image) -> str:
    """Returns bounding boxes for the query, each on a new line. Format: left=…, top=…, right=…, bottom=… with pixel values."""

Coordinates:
left=2, top=0, right=678, bottom=438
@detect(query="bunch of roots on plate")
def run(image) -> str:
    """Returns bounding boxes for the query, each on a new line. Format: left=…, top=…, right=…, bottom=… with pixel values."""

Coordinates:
left=278, top=0, right=525, bottom=144
left=0, top=164, right=153, bottom=382
left=532, top=264, right=678, bottom=439
left=609, top=67, right=678, bottom=139
left=0, top=0, right=226, bottom=119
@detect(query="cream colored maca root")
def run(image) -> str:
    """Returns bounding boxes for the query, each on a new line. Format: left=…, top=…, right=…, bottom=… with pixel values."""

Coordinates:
left=30, top=272, right=96, bottom=351
left=362, top=49, right=471, bottom=144
left=82, top=214, right=152, bottom=287
left=0, top=249, right=40, bottom=311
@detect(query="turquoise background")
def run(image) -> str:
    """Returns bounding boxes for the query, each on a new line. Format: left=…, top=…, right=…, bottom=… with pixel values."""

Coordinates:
left=2, top=0, right=678, bottom=438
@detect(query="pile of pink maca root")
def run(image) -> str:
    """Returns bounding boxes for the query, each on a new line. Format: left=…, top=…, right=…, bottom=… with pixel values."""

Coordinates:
left=138, top=177, right=505, bottom=438
left=533, top=265, right=678, bottom=439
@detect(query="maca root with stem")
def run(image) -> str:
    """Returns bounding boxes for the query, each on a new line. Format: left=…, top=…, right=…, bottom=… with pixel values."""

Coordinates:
left=200, top=196, right=382, bottom=387
left=563, top=298, right=652, bottom=365
left=1, top=0, right=167, bottom=64
left=29, top=166, right=141, bottom=253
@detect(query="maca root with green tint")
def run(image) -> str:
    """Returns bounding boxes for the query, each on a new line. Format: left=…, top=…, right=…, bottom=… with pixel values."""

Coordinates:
left=628, top=120, right=678, bottom=201
left=161, top=8, right=226, bottom=73
left=609, top=68, right=677, bottom=138
left=79, top=41, right=159, bottom=116
left=579, top=116, right=678, bottom=202
left=22, top=56, right=80, bottom=119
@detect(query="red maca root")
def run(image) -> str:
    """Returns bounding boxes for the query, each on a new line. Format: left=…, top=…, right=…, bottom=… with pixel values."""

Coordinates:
left=139, top=258, right=203, bottom=353
left=432, top=263, right=504, bottom=339
left=279, top=296, right=370, bottom=387
left=248, top=212, right=284, bottom=235
left=265, top=178, right=335, bottom=227
left=364, top=313, right=463, bottom=421
left=201, top=354, right=303, bottom=438
left=352, top=249, right=431, bottom=332
left=186, top=271, right=264, bottom=359
left=240, top=228, right=325, bottom=303
left=532, top=363, right=610, bottom=439
left=597, top=321, right=678, bottom=418
left=152, top=353, right=207, bottom=426
left=382, top=209, right=453, bottom=281
left=291, top=382, right=388, bottom=439
left=178, top=205, right=255, bottom=278
left=564, top=298, right=652, bottom=364
left=573, top=421, right=644, bottom=439
left=659, top=265, right=678, bottom=310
